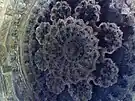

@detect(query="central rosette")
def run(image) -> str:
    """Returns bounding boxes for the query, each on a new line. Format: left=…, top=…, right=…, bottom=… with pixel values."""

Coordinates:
left=64, top=36, right=84, bottom=62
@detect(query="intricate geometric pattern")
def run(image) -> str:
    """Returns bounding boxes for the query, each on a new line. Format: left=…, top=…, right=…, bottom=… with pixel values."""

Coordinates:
left=42, top=17, right=99, bottom=85
left=21, top=0, right=135, bottom=101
